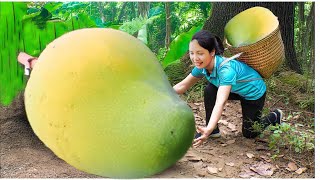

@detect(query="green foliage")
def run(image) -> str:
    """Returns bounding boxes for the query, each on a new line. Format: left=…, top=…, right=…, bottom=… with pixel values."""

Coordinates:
left=148, top=2, right=210, bottom=55
left=261, top=122, right=314, bottom=155
left=171, top=2, right=211, bottom=36
left=0, top=2, right=97, bottom=106
left=119, top=14, right=160, bottom=45
left=162, top=25, right=203, bottom=68
left=184, top=79, right=206, bottom=102
left=164, top=61, right=185, bottom=86
left=265, top=71, right=315, bottom=112
left=156, top=47, right=167, bottom=62
left=119, top=16, right=148, bottom=35
left=252, top=121, right=265, bottom=134
left=1, top=2, right=28, bottom=106
left=294, top=2, right=314, bottom=75
left=147, top=5, right=166, bottom=52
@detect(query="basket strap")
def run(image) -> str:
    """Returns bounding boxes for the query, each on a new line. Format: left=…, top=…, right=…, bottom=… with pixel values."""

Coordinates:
left=236, top=78, right=263, bottom=83
left=219, top=52, right=243, bottom=68
left=218, top=52, right=263, bottom=83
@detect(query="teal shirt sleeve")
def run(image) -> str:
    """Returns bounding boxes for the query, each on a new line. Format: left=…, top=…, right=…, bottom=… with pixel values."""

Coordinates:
left=218, top=66, right=237, bottom=86
left=191, top=67, right=204, bottom=78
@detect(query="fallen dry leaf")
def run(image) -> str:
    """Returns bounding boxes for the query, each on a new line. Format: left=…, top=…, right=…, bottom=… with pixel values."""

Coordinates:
left=189, top=103, right=197, bottom=110
left=287, top=162, right=298, bottom=171
left=246, top=153, right=255, bottom=159
left=194, top=114, right=202, bottom=119
left=295, top=167, right=307, bottom=174
left=260, top=155, right=271, bottom=163
left=226, top=162, right=235, bottom=167
left=296, top=123, right=304, bottom=127
left=293, top=114, right=300, bottom=120
left=207, top=166, right=218, bottom=174
left=250, top=161, right=276, bottom=176
left=227, top=123, right=237, bottom=131
left=226, top=139, right=236, bottom=145
left=256, top=145, right=269, bottom=151
left=195, top=171, right=206, bottom=177
left=185, top=154, right=202, bottom=162
left=239, top=171, right=256, bottom=178
left=218, top=120, right=229, bottom=126
left=239, top=167, right=256, bottom=178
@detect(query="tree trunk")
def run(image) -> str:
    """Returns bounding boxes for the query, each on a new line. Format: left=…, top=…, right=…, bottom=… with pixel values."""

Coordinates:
left=201, top=2, right=302, bottom=74
left=97, top=2, right=106, bottom=24
left=297, top=2, right=305, bottom=60
left=138, top=2, right=150, bottom=17
left=308, top=2, right=315, bottom=76
left=117, top=2, right=128, bottom=23
left=306, top=2, right=315, bottom=92
left=130, top=2, right=137, bottom=19
left=165, top=2, right=171, bottom=49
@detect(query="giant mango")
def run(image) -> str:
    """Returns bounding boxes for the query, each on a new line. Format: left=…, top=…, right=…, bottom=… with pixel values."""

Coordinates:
left=224, top=6, right=279, bottom=47
left=24, top=28, right=195, bottom=178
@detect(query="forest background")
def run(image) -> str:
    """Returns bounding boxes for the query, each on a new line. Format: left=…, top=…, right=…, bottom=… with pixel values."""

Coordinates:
left=0, top=1, right=316, bottom=107
left=0, top=1, right=317, bottom=178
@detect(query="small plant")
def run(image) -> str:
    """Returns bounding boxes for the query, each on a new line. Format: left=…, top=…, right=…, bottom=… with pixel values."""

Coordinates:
left=252, top=121, right=265, bottom=134
left=265, top=77, right=277, bottom=92
left=261, top=122, right=314, bottom=155
left=184, top=79, right=206, bottom=102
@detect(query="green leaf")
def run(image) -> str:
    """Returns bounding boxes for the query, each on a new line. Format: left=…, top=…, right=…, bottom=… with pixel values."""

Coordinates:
left=44, top=2, right=63, bottom=12
left=108, top=24, right=121, bottom=30
left=119, top=17, right=147, bottom=35
left=162, top=25, right=203, bottom=68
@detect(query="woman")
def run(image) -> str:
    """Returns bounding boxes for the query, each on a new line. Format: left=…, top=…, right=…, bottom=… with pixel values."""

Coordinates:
left=173, top=30, right=283, bottom=147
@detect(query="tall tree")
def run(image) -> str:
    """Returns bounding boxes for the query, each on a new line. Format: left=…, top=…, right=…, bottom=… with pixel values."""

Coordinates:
left=97, top=2, right=106, bottom=24
left=305, top=2, right=315, bottom=92
left=202, top=2, right=302, bottom=74
left=138, top=2, right=150, bottom=17
left=117, top=2, right=128, bottom=23
left=165, top=2, right=171, bottom=49
left=307, top=2, right=315, bottom=77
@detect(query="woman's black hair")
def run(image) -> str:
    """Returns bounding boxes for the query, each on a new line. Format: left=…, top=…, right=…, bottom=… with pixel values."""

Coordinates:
left=191, top=30, right=224, bottom=55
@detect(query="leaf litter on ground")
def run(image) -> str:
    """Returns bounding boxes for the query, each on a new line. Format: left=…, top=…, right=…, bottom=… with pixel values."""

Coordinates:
left=249, top=161, right=276, bottom=176
left=246, top=152, right=255, bottom=159
left=227, top=123, right=237, bottom=132
left=287, top=162, right=298, bottom=171
left=207, top=166, right=218, bottom=174
left=225, top=162, right=235, bottom=167
left=295, top=167, right=307, bottom=174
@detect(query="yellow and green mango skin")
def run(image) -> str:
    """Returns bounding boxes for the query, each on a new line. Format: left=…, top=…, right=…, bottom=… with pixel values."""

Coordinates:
left=24, top=28, right=195, bottom=178
left=224, top=6, right=279, bottom=47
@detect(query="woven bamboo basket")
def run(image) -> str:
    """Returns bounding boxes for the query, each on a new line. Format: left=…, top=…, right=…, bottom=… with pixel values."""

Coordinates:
left=225, top=26, right=285, bottom=78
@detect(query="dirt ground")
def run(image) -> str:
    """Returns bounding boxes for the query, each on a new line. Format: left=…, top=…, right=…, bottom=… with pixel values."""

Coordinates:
left=0, top=93, right=315, bottom=178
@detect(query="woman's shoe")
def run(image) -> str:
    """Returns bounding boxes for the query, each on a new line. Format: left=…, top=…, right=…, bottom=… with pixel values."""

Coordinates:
left=194, top=128, right=221, bottom=139
left=272, top=109, right=283, bottom=125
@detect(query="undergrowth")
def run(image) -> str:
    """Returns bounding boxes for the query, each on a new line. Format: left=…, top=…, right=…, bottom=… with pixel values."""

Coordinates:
left=261, top=121, right=315, bottom=156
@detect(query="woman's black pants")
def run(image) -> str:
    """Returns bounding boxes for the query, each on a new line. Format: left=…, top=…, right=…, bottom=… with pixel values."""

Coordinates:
left=204, top=83, right=276, bottom=138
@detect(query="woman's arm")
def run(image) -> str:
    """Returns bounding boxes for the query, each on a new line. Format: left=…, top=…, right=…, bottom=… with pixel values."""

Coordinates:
left=173, top=73, right=201, bottom=94
left=193, top=85, right=231, bottom=147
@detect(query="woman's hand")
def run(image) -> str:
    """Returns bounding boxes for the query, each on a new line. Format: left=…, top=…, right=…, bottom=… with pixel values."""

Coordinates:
left=193, top=126, right=213, bottom=147
left=173, top=74, right=201, bottom=94
left=193, top=85, right=231, bottom=147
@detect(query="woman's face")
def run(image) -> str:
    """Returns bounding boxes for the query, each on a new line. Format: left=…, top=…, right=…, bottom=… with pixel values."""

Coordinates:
left=189, top=40, right=215, bottom=69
